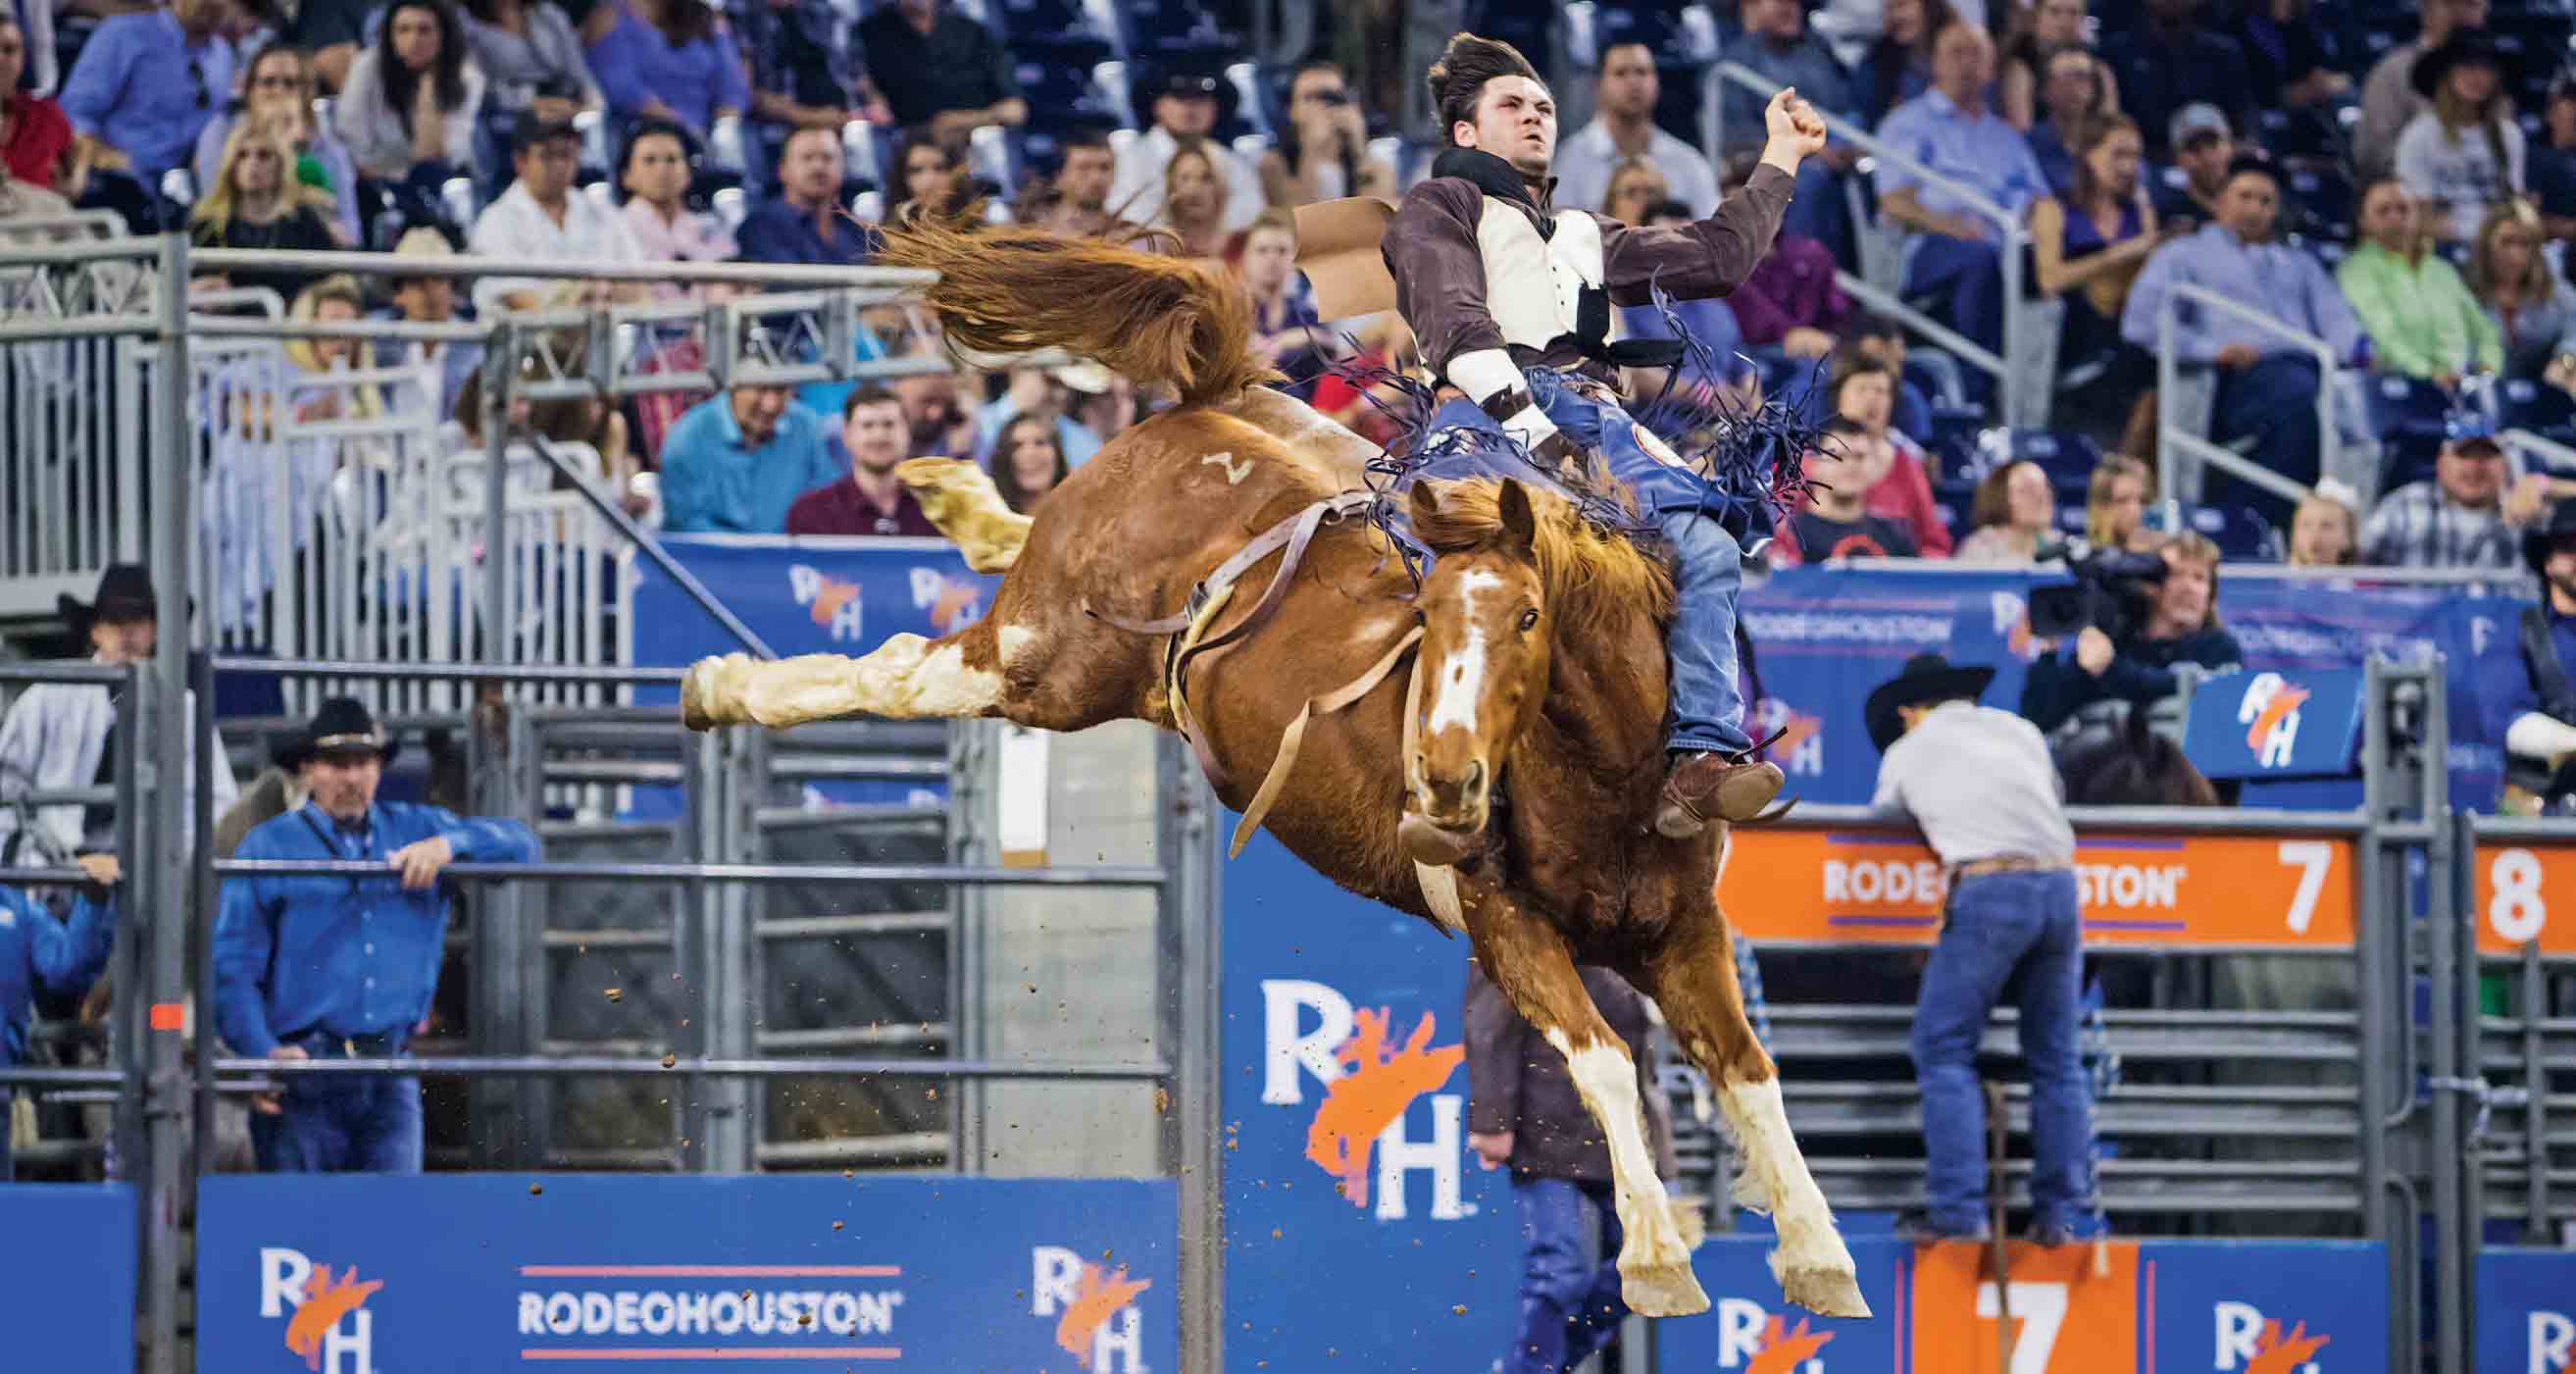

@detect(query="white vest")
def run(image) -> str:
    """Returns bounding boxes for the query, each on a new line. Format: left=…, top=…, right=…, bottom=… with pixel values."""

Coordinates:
left=1475, top=198, right=1608, bottom=354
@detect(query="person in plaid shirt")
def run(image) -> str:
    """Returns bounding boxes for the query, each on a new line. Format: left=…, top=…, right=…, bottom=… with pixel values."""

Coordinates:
left=2361, top=413, right=2553, bottom=572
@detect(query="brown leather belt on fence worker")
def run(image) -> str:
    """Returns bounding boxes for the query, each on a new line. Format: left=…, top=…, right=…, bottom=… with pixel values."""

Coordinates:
left=1949, top=855, right=2074, bottom=883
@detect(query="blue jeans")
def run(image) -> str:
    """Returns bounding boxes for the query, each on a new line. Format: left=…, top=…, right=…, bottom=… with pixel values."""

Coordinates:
left=1449, top=368, right=1752, bottom=754
left=1908, top=869, right=2095, bottom=1234
left=2210, top=353, right=2324, bottom=527
left=250, top=1052, right=424, bottom=1174
left=1903, top=236, right=2003, bottom=406
left=1507, top=1175, right=1625, bottom=1374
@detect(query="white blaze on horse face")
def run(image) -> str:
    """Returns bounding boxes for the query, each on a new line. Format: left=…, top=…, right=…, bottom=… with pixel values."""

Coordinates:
left=1425, top=569, right=1502, bottom=738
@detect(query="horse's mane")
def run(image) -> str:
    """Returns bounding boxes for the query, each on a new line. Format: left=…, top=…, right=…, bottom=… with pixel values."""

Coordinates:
left=1410, top=480, right=1676, bottom=635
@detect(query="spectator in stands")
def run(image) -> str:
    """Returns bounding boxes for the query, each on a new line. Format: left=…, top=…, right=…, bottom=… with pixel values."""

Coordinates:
left=194, top=42, right=359, bottom=243
left=1109, top=68, right=1260, bottom=234
left=1833, top=359, right=1952, bottom=555
left=971, top=363, right=1098, bottom=465
left=892, top=365, right=980, bottom=458
left=581, top=0, right=746, bottom=141
left=2001, top=0, right=2116, bottom=130
left=2495, top=503, right=2576, bottom=790
left=1774, top=418, right=1923, bottom=563
left=374, top=227, right=481, bottom=425
left=187, top=116, right=339, bottom=300
left=2528, top=75, right=2576, bottom=238
left=1258, top=58, right=1393, bottom=208
left=0, top=856, right=118, bottom=1180
left=1866, top=653, right=2095, bottom=1245
left=1856, top=0, right=1949, bottom=126
left=618, top=118, right=734, bottom=267
left=1556, top=42, right=1718, bottom=218
left=1465, top=957, right=1677, bottom=1374
left=1600, top=157, right=1667, bottom=228
left=2083, top=451, right=2157, bottom=550
left=2152, top=102, right=2233, bottom=224
left=887, top=132, right=980, bottom=224
left=214, top=697, right=539, bottom=1174
left=784, top=383, right=939, bottom=535
left=2286, top=480, right=2359, bottom=566
left=2466, top=200, right=2576, bottom=387
left=2397, top=33, right=2522, bottom=244
left=1956, top=458, right=2057, bottom=563
left=2031, top=114, right=2159, bottom=389
left=856, top=0, right=1022, bottom=145
left=58, top=0, right=237, bottom=199
left=2120, top=154, right=2366, bottom=522
left=2362, top=415, right=2548, bottom=570
left=1030, top=127, right=1122, bottom=236
left=0, top=565, right=238, bottom=867
left=1156, top=136, right=1231, bottom=260
left=985, top=412, right=1068, bottom=514
left=335, top=0, right=485, bottom=186
left=2232, top=0, right=2350, bottom=113
left=2106, top=0, right=2250, bottom=162
left=2339, top=178, right=2501, bottom=386
left=733, top=0, right=861, bottom=175
left=461, top=0, right=602, bottom=148
left=468, top=116, right=642, bottom=310
left=737, top=123, right=872, bottom=265
left=2021, top=531, right=2243, bottom=734
left=2356, top=0, right=2488, bottom=181
left=1845, top=314, right=1940, bottom=433
left=658, top=381, right=839, bottom=533
left=2023, top=44, right=2109, bottom=195
left=0, top=18, right=74, bottom=192
left=1716, top=0, right=1866, bottom=242
left=1231, top=209, right=1330, bottom=388
left=1875, top=21, right=2049, bottom=381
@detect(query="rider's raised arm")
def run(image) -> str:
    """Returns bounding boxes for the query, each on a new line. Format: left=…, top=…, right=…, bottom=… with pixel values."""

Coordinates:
left=1594, top=163, right=1794, bottom=307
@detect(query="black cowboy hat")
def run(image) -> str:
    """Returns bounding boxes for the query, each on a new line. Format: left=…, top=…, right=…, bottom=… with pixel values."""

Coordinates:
left=1865, top=653, right=1998, bottom=753
left=57, top=564, right=162, bottom=631
left=2524, top=498, right=2576, bottom=578
left=271, top=695, right=403, bottom=771
left=2413, top=30, right=2505, bottom=101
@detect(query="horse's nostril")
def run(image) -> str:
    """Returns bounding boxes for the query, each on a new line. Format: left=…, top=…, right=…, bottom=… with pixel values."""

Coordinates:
left=1466, top=759, right=1486, bottom=794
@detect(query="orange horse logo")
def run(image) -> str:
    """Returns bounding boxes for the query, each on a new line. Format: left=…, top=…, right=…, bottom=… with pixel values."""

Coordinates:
left=1052, top=1262, right=1152, bottom=1369
left=283, top=1264, right=381, bottom=1371
left=1303, top=1007, right=1465, bottom=1208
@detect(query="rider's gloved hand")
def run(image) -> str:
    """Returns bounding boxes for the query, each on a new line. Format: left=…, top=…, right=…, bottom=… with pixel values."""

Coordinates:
left=1451, top=348, right=1578, bottom=469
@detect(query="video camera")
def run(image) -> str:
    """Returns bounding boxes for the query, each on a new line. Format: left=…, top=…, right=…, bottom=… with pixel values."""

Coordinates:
left=2027, top=540, right=2168, bottom=640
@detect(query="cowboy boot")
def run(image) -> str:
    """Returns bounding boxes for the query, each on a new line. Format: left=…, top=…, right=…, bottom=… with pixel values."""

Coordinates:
left=1652, top=750, right=1786, bottom=839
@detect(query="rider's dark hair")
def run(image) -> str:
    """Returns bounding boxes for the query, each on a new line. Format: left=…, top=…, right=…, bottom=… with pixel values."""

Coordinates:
left=1427, top=33, right=1543, bottom=145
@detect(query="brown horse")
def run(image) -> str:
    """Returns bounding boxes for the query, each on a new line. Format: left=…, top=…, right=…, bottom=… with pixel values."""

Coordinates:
left=680, top=223, right=1865, bottom=1319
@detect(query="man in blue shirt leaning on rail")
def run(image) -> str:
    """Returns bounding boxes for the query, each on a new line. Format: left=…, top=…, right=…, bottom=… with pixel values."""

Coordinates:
left=213, top=697, right=538, bottom=1174
left=0, top=852, right=120, bottom=1181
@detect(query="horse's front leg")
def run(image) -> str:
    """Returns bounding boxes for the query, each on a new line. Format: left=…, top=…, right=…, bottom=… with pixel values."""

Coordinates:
left=1461, top=878, right=1709, bottom=1319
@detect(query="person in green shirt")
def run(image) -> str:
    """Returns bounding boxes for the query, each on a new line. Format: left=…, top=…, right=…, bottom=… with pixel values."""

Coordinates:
left=2338, top=176, right=2502, bottom=387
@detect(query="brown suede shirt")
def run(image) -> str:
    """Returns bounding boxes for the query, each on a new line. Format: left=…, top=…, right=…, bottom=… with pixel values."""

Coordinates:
left=1384, top=156, right=1796, bottom=386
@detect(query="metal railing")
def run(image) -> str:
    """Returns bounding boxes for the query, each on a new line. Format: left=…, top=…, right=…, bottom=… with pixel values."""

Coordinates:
left=2154, top=280, right=2347, bottom=508
left=1708, top=61, right=2044, bottom=427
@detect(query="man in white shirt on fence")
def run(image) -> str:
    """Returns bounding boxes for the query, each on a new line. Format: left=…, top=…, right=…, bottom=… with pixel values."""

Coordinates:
left=1865, top=652, right=2097, bottom=1245
left=467, top=116, right=643, bottom=314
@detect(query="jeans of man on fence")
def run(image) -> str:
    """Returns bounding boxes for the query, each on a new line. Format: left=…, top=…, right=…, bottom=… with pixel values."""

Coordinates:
left=248, top=1035, right=423, bottom=1174
left=1908, top=868, right=2096, bottom=1236
left=1508, top=1174, right=1627, bottom=1373
left=1443, top=366, right=1753, bottom=755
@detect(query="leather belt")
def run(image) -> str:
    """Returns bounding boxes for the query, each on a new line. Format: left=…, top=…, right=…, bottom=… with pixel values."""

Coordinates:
left=1951, top=856, right=2072, bottom=881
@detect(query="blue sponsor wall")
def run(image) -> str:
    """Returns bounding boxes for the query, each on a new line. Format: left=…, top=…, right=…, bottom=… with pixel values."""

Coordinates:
left=2476, top=1248, right=2576, bottom=1374
left=196, top=1174, right=1176, bottom=1373
left=0, top=1184, right=134, bottom=1366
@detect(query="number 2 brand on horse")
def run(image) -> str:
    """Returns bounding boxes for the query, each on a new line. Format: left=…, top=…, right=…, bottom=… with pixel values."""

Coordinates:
left=679, top=33, right=1864, bottom=1322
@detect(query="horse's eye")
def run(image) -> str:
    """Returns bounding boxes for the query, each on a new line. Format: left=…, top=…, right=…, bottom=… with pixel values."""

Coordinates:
left=1518, top=608, right=1541, bottom=633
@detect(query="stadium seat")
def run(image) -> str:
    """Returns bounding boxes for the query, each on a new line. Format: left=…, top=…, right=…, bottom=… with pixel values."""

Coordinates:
left=2003, top=429, right=2104, bottom=486
left=2177, top=501, right=2285, bottom=561
left=2500, top=377, right=2576, bottom=448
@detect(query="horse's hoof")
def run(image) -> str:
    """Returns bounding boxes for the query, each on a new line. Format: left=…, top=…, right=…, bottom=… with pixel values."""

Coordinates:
left=681, top=655, right=741, bottom=731
left=1396, top=813, right=1480, bottom=867
left=1618, top=1259, right=1710, bottom=1318
left=1780, top=1265, right=1870, bottom=1319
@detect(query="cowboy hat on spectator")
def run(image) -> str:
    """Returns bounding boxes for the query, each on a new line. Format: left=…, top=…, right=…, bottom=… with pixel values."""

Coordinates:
left=1865, top=653, right=1999, bottom=752
left=272, top=696, right=403, bottom=771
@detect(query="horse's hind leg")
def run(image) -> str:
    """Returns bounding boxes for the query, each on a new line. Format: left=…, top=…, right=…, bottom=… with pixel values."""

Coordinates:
left=1637, top=845, right=1867, bottom=1318
left=1461, top=879, right=1710, bottom=1319
left=682, top=618, right=1015, bottom=731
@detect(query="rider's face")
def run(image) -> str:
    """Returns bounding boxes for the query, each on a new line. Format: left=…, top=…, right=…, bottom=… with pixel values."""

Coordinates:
left=1456, top=75, right=1556, bottom=178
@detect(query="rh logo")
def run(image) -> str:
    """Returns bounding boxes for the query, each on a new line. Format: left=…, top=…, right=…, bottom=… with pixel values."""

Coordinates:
left=1260, top=980, right=1469, bottom=1221
left=259, top=1247, right=382, bottom=1374
left=2532, top=1309, right=2574, bottom=1374
left=2236, top=673, right=2312, bottom=769
left=2214, top=1301, right=2332, bottom=1373
left=1030, top=1246, right=1151, bottom=1373
left=1716, top=1298, right=1835, bottom=1373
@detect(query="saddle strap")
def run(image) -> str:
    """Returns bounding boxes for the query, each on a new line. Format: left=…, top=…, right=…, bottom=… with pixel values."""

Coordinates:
left=1229, top=626, right=1423, bottom=858
left=1088, top=490, right=1375, bottom=637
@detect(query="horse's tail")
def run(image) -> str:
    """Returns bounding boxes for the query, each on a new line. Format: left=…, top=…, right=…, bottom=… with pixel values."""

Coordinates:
left=876, top=220, right=1279, bottom=410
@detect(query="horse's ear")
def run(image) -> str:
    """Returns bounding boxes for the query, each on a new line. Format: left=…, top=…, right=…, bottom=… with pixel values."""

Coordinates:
left=1497, top=479, right=1537, bottom=556
left=1409, top=480, right=1440, bottom=532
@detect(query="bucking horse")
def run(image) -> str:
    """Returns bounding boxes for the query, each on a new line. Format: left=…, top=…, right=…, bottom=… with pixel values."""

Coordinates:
left=679, top=221, right=1866, bottom=1320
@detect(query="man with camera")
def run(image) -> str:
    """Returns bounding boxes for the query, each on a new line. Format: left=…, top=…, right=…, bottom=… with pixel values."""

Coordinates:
left=2020, top=532, right=2245, bottom=736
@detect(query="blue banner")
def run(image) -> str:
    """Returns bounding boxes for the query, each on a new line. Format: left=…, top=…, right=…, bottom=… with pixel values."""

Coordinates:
left=195, top=1174, right=1176, bottom=1373
left=0, top=1184, right=134, bottom=1367
left=2180, top=667, right=2368, bottom=780
left=2139, top=1239, right=2388, bottom=1374
left=1653, top=1233, right=1907, bottom=1373
left=1218, top=821, right=1519, bottom=1371
left=2477, top=1248, right=2576, bottom=1374
left=1743, top=567, right=2526, bottom=810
